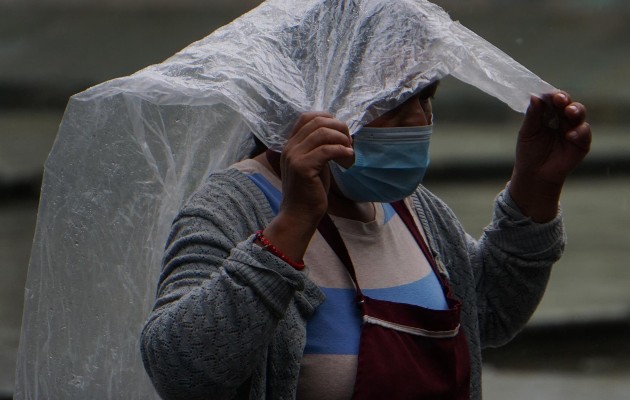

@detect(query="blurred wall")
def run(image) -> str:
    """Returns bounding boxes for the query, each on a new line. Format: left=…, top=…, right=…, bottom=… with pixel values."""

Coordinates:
left=2, top=0, right=629, bottom=121
left=435, top=0, right=630, bottom=124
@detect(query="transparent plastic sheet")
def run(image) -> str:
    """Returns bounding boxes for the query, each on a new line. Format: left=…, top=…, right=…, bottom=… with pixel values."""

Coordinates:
left=15, top=0, right=555, bottom=398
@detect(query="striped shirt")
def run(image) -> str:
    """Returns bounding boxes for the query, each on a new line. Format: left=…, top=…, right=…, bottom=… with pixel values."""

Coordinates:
left=233, top=159, right=447, bottom=399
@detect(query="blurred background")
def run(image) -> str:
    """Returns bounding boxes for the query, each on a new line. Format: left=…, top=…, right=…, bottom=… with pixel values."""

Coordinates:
left=1, top=0, right=628, bottom=398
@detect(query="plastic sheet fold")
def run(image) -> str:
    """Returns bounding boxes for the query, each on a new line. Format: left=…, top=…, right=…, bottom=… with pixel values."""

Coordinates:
left=15, top=0, right=555, bottom=398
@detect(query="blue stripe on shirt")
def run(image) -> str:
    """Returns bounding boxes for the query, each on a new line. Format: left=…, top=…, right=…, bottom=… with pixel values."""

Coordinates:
left=304, top=275, right=448, bottom=355
left=382, top=203, right=396, bottom=223
left=247, top=173, right=281, bottom=215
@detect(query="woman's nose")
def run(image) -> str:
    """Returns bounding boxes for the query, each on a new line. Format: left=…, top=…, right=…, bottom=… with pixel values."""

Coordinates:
left=396, top=95, right=430, bottom=127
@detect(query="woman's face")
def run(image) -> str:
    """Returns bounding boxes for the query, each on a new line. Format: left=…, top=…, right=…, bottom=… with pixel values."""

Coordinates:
left=366, top=81, right=439, bottom=128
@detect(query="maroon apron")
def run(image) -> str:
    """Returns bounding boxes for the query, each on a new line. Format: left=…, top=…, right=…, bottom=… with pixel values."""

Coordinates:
left=316, top=201, right=471, bottom=399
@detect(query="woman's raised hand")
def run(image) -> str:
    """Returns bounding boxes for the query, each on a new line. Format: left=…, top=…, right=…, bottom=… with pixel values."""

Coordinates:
left=279, top=112, right=354, bottom=225
left=509, top=92, right=592, bottom=222
left=260, top=113, right=353, bottom=264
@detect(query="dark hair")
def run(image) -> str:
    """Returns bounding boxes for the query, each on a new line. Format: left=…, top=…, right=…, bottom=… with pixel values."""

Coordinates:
left=249, top=134, right=268, bottom=158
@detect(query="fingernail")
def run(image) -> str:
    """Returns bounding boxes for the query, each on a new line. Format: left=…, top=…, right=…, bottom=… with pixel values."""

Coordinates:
left=557, top=93, right=568, bottom=102
left=568, top=105, right=578, bottom=113
left=568, top=131, right=579, bottom=141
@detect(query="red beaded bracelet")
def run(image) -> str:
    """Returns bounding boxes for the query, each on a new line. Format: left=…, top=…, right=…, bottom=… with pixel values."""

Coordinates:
left=255, top=230, right=305, bottom=271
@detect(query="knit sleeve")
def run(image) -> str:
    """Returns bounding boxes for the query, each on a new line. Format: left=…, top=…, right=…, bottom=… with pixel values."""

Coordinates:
left=471, top=187, right=565, bottom=348
left=140, top=168, right=306, bottom=400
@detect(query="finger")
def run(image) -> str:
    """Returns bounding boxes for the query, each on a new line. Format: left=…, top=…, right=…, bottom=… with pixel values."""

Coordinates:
left=295, top=126, right=353, bottom=154
left=303, top=144, right=354, bottom=169
left=284, top=143, right=353, bottom=179
left=290, top=112, right=334, bottom=138
left=332, top=151, right=355, bottom=169
left=557, top=101, right=586, bottom=136
left=292, top=115, right=351, bottom=146
left=565, top=122, right=592, bottom=152
left=543, top=91, right=582, bottom=132
left=283, top=127, right=353, bottom=173
left=564, top=102, right=587, bottom=125
left=300, top=129, right=355, bottom=169
left=519, top=96, right=546, bottom=139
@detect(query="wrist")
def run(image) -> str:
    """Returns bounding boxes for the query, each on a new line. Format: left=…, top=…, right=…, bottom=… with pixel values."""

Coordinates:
left=279, top=200, right=327, bottom=228
left=509, top=172, right=563, bottom=223
left=259, top=211, right=320, bottom=265
left=255, top=230, right=305, bottom=270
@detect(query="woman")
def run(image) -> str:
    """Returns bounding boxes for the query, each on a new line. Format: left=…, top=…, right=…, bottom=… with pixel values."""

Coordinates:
left=140, top=79, right=591, bottom=399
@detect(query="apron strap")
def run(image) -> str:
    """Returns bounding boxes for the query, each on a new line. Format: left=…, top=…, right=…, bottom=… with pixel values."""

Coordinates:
left=390, top=201, right=437, bottom=269
left=317, top=214, right=366, bottom=303
left=390, top=200, right=454, bottom=296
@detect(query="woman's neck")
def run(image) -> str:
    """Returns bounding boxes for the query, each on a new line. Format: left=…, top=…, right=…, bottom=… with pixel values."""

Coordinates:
left=327, top=190, right=375, bottom=223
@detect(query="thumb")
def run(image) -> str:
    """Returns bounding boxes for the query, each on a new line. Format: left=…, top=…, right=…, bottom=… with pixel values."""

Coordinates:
left=565, top=122, right=592, bottom=154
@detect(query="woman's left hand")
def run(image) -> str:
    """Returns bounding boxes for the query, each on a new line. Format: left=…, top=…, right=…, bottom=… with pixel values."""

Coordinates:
left=509, top=92, right=592, bottom=222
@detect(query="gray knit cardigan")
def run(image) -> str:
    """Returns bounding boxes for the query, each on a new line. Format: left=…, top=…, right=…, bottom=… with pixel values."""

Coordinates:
left=141, top=167, right=565, bottom=400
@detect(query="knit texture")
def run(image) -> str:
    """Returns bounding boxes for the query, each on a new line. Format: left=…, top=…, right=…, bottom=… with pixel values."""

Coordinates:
left=141, top=168, right=565, bottom=400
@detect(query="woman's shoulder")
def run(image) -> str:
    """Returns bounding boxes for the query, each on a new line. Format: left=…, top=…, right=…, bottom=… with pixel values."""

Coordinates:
left=410, top=185, right=467, bottom=240
left=194, top=165, right=252, bottom=197
left=182, top=162, right=272, bottom=218
left=412, top=185, right=457, bottom=218
left=198, top=158, right=277, bottom=192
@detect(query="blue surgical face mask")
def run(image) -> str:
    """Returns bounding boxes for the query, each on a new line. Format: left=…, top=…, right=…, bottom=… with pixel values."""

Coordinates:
left=329, top=125, right=432, bottom=203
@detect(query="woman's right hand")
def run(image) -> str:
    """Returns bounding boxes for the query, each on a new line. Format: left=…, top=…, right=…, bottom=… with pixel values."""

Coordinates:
left=280, top=112, right=354, bottom=224
left=261, top=112, right=353, bottom=263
